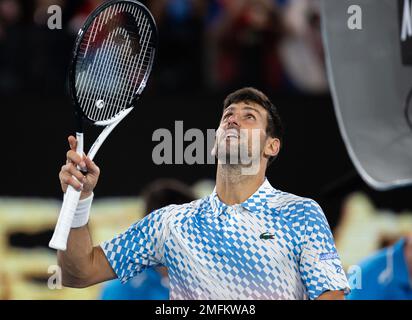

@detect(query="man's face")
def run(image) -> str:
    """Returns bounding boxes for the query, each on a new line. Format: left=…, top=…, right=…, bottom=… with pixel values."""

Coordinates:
left=214, top=101, right=279, bottom=169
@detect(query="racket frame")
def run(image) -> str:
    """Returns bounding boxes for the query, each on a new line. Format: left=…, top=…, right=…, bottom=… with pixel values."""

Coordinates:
left=49, top=0, right=157, bottom=251
left=69, top=0, right=158, bottom=127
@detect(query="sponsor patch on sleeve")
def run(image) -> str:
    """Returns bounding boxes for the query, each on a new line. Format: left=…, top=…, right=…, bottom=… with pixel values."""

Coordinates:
left=319, top=252, right=339, bottom=261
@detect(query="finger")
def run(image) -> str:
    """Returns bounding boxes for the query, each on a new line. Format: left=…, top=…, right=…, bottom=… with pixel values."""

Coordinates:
left=59, top=171, right=69, bottom=192
left=60, top=164, right=86, bottom=186
left=60, top=180, right=67, bottom=193
left=80, top=153, right=89, bottom=173
left=66, top=150, right=86, bottom=168
left=68, top=136, right=77, bottom=151
left=65, top=163, right=87, bottom=183
left=59, top=170, right=67, bottom=186
left=60, top=172, right=83, bottom=191
left=84, top=156, right=100, bottom=175
left=61, top=164, right=72, bottom=178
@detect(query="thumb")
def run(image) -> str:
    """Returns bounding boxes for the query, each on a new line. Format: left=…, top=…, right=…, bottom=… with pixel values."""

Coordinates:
left=84, top=156, right=99, bottom=175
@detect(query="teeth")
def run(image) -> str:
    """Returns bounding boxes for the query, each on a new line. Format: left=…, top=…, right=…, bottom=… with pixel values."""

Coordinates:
left=225, top=129, right=239, bottom=138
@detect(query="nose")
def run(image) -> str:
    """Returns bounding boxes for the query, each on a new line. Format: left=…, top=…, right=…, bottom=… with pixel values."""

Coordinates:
left=227, top=113, right=239, bottom=128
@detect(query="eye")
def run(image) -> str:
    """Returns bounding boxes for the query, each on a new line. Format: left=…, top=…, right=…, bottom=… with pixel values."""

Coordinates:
left=245, top=113, right=256, bottom=120
left=222, top=112, right=232, bottom=120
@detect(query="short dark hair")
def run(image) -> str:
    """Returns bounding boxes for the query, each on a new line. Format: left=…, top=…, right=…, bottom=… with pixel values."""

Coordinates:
left=223, top=87, right=283, bottom=165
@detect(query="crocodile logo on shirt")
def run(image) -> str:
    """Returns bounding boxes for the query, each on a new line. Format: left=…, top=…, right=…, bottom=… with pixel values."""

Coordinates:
left=260, top=232, right=275, bottom=240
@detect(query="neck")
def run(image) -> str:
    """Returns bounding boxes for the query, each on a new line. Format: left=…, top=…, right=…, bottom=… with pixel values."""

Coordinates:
left=215, top=162, right=266, bottom=205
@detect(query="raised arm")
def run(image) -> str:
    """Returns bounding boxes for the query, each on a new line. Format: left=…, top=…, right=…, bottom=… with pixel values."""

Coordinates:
left=57, top=136, right=116, bottom=288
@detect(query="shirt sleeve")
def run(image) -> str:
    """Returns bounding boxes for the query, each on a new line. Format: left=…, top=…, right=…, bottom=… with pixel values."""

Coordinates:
left=298, top=199, right=350, bottom=300
left=100, top=205, right=173, bottom=283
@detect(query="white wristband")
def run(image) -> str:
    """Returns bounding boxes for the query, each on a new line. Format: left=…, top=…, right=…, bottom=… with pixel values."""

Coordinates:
left=71, top=193, right=94, bottom=228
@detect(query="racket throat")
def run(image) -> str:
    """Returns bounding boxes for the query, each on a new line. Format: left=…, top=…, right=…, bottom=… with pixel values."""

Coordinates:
left=74, top=110, right=83, bottom=133
left=74, top=113, right=85, bottom=164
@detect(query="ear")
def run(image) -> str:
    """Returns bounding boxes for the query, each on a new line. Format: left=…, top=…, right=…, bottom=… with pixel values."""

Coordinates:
left=264, top=137, right=280, bottom=158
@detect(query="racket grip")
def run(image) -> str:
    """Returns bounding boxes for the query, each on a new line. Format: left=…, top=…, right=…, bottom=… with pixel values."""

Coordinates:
left=49, top=132, right=84, bottom=251
left=49, top=186, right=82, bottom=251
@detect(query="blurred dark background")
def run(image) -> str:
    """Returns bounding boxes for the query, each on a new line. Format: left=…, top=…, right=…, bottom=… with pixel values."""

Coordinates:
left=1, top=0, right=412, bottom=231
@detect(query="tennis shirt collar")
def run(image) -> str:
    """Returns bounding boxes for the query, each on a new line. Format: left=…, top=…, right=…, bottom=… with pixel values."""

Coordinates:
left=208, top=178, right=277, bottom=216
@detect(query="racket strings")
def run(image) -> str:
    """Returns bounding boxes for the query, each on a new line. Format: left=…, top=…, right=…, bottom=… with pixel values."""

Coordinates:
left=75, top=2, right=155, bottom=122
left=78, top=3, right=137, bottom=119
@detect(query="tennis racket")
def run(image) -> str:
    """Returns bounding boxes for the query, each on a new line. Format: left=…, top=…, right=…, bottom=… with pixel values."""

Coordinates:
left=49, top=0, right=157, bottom=251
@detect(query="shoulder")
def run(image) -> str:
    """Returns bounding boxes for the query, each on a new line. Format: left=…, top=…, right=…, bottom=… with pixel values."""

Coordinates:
left=267, top=188, right=323, bottom=219
left=265, top=189, right=332, bottom=241
left=144, top=198, right=205, bottom=225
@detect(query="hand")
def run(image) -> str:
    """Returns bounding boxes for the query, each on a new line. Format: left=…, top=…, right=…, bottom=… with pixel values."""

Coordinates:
left=59, top=136, right=100, bottom=200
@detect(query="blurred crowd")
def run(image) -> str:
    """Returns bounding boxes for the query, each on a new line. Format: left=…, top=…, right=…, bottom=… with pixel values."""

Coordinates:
left=0, top=0, right=328, bottom=96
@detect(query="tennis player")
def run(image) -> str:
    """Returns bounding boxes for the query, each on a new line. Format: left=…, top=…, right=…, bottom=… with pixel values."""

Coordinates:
left=58, top=87, right=349, bottom=299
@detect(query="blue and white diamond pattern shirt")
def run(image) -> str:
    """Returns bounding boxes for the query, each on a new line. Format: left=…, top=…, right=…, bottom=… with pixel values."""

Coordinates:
left=101, top=179, right=349, bottom=299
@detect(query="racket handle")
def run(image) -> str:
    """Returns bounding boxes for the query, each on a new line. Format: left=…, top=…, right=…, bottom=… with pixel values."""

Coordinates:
left=49, top=186, right=82, bottom=250
left=49, top=132, right=84, bottom=251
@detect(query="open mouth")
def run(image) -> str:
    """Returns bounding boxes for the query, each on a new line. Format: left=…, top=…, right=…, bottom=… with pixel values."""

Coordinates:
left=224, top=129, right=239, bottom=139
